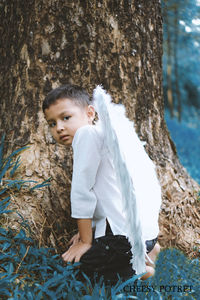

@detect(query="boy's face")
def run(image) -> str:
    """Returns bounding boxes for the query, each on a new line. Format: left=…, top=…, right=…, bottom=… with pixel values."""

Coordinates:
left=44, top=98, right=95, bottom=146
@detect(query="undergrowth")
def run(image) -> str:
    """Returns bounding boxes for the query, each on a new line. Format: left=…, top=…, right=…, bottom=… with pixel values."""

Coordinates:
left=0, top=134, right=199, bottom=299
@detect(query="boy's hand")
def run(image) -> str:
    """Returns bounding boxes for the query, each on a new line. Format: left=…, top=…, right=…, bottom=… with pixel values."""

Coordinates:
left=68, top=232, right=80, bottom=247
left=62, top=241, right=91, bottom=263
left=62, top=218, right=92, bottom=263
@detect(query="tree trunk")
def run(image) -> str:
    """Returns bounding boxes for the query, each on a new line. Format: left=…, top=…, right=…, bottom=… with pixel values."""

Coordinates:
left=0, top=0, right=199, bottom=257
left=174, top=6, right=181, bottom=122
left=164, top=3, right=174, bottom=118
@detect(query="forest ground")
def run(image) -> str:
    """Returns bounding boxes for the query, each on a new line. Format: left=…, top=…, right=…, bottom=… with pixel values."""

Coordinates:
left=165, top=106, right=200, bottom=184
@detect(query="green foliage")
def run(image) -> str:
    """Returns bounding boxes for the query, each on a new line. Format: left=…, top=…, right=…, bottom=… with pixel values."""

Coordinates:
left=0, top=134, right=51, bottom=193
left=0, top=136, right=199, bottom=299
left=0, top=134, right=27, bottom=182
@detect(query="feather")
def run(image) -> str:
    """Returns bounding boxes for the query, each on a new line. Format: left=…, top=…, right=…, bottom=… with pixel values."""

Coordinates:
left=93, top=85, right=162, bottom=275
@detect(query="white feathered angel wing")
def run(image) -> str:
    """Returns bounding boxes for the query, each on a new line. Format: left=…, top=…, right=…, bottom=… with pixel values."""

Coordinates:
left=93, top=85, right=155, bottom=275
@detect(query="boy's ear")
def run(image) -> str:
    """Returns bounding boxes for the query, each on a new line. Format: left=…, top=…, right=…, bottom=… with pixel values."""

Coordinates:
left=87, top=105, right=95, bottom=120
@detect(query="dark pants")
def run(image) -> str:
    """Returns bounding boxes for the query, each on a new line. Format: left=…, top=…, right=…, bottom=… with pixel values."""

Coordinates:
left=79, top=222, right=157, bottom=286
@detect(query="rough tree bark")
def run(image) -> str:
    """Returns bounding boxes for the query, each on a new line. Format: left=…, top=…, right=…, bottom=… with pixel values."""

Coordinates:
left=0, top=0, right=199, bottom=256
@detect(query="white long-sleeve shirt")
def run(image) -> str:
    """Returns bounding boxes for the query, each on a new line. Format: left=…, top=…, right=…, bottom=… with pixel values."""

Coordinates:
left=71, top=124, right=160, bottom=240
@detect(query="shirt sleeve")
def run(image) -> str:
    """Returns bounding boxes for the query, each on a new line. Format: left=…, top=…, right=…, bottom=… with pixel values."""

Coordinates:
left=71, top=125, right=102, bottom=218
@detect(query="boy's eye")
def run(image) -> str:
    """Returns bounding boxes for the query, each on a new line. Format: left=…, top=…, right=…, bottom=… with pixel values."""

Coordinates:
left=49, top=122, right=56, bottom=128
left=64, top=116, right=70, bottom=121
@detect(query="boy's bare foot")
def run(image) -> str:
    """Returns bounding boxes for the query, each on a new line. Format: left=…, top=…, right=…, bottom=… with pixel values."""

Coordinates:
left=140, top=243, right=160, bottom=280
left=140, top=265, right=155, bottom=280
left=147, top=243, right=160, bottom=264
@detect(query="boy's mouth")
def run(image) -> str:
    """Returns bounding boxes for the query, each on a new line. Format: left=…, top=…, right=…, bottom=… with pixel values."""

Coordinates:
left=60, top=135, right=70, bottom=141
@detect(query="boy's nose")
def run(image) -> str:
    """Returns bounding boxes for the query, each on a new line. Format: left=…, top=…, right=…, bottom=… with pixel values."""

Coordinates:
left=56, top=122, right=64, bottom=133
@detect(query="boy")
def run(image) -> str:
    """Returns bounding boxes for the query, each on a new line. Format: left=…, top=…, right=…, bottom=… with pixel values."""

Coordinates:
left=43, top=84, right=160, bottom=284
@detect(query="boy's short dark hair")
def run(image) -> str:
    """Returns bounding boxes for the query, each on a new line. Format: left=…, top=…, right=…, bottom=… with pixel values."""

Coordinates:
left=42, top=84, right=92, bottom=112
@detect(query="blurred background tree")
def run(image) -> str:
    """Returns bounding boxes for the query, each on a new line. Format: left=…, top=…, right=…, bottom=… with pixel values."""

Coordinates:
left=163, top=0, right=200, bottom=120
left=163, top=0, right=200, bottom=184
